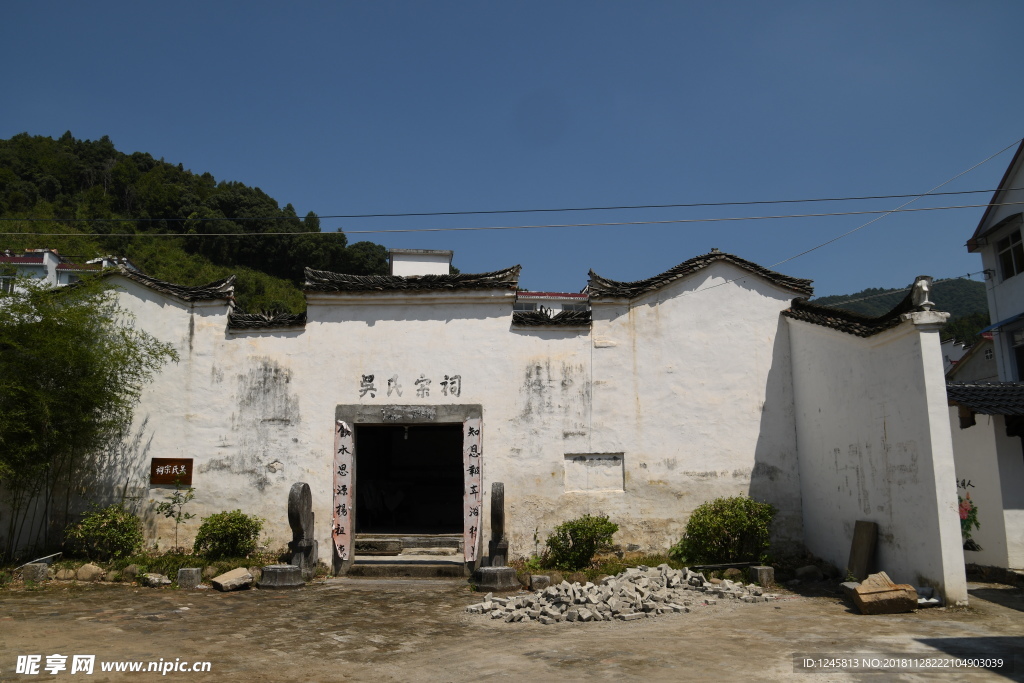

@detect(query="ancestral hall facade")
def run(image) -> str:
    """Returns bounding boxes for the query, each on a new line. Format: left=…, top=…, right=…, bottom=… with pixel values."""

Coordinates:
left=88, top=249, right=966, bottom=602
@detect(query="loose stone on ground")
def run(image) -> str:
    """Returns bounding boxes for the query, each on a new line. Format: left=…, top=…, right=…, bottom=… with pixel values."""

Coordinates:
left=465, top=564, right=779, bottom=624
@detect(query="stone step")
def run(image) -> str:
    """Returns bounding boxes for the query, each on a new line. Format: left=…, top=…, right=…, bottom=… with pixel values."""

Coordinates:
left=347, top=560, right=468, bottom=578
left=355, top=534, right=463, bottom=555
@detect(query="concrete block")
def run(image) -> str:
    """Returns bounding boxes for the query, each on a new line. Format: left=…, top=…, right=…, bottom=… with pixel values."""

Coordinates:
left=530, top=575, right=551, bottom=591
left=211, top=567, right=253, bottom=592
left=177, top=568, right=202, bottom=590
left=748, top=565, right=774, bottom=586
left=22, top=563, right=48, bottom=582
left=476, top=566, right=519, bottom=593
left=618, top=613, right=644, bottom=621
left=258, top=564, right=304, bottom=590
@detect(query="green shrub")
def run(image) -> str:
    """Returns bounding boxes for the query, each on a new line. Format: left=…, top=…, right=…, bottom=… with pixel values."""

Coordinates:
left=669, top=496, right=776, bottom=564
left=192, top=511, right=263, bottom=560
left=545, top=514, right=618, bottom=570
left=66, top=504, right=144, bottom=561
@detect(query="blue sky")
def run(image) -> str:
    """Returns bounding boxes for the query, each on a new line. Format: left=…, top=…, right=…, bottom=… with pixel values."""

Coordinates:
left=3, top=2, right=1023, bottom=297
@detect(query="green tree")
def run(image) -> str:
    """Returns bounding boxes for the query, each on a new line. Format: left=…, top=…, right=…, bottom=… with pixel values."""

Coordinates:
left=0, top=275, right=177, bottom=560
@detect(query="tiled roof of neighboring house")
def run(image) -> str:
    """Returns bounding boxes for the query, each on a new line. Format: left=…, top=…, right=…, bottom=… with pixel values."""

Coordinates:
left=782, top=290, right=916, bottom=337
left=587, top=251, right=813, bottom=300
left=113, top=266, right=235, bottom=302
left=304, top=265, right=521, bottom=292
left=0, top=256, right=45, bottom=264
left=946, top=382, right=1024, bottom=415
left=512, top=310, right=592, bottom=327
left=227, top=310, right=307, bottom=330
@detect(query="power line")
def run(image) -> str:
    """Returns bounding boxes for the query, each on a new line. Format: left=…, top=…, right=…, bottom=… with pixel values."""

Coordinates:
left=674, top=137, right=1023, bottom=300
left=3, top=199, right=1024, bottom=238
left=1, top=186, right=1023, bottom=224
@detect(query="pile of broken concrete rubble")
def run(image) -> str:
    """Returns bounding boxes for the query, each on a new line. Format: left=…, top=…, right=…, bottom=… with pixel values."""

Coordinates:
left=466, top=564, right=779, bottom=624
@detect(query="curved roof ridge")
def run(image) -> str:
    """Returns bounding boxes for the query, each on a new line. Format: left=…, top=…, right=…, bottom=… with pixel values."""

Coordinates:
left=782, top=289, right=916, bottom=337
left=113, top=265, right=236, bottom=302
left=587, top=251, right=813, bottom=299
left=304, top=265, right=521, bottom=292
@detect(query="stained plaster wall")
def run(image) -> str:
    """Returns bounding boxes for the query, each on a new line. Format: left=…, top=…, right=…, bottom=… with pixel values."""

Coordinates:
left=788, top=314, right=968, bottom=603
left=584, top=261, right=803, bottom=551
left=111, top=262, right=805, bottom=562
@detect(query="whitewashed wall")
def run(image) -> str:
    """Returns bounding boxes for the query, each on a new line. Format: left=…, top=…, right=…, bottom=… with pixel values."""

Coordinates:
left=111, top=261, right=804, bottom=563
left=788, top=313, right=967, bottom=604
left=586, top=261, right=803, bottom=551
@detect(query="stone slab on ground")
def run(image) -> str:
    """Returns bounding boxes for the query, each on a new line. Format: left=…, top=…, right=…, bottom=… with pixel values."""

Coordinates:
left=142, top=573, right=171, bottom=587
left=177, top=568, right=202, bottom=590
left=212, top=567, right=253, bottom=592
left=847, top=520, right=878, bottom=581
left=852, top=571, right=918, bottom=615
left=476, top=566, right=519, bottom=592
left=259, top=564, right=305, bottom=589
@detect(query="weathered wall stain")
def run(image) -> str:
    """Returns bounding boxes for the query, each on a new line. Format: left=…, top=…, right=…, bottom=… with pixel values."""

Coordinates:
left=216, top=357, right=302, bottom=491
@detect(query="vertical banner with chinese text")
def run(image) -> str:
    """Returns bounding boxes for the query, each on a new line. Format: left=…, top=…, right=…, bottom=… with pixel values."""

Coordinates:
left=333, top=420, right=354, bottom=561
left=463, top=417, right=483, bottom=563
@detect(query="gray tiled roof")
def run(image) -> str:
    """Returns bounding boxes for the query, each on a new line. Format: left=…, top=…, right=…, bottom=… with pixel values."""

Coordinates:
left=946, top=382, right=1024, bottom=415
left=587, top=251, right=813, bottom=300
left=512, top=310, right=592, bottom=327
left=782, top=291, right=915, bottom=337
left=113, top=266, right=235, bottom=302
left=228, top=310, right=307, bottom=330
left=304, top=265, right=521, bottom=292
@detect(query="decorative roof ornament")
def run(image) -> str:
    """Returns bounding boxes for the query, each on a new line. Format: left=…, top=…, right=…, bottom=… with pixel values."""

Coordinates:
left=911, top=275, right=935, bottom=311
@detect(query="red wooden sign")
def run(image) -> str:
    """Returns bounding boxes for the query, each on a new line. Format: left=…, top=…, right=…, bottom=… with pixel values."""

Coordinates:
left=150, top=458, right=193, bottom=485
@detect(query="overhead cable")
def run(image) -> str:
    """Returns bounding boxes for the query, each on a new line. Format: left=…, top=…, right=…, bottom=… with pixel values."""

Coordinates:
left=3, top=199, right=1024, bottom=238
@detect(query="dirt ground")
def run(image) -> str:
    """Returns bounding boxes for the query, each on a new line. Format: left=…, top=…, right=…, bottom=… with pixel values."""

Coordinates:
left=0, top=578, right=1022, bottom=682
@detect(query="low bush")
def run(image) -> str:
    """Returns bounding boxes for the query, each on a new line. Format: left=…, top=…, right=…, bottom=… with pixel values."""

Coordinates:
left=669, top=496, right=776, bottom=564
left=192, top=510, right=263, bottom=560
left=545, top=514, right=618, bottom=570
left=65, top=504, right=144, bottom=561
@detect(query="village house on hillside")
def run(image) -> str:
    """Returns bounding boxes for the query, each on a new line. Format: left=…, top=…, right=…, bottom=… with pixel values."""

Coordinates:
left=2, top=247, right=970, bottom=603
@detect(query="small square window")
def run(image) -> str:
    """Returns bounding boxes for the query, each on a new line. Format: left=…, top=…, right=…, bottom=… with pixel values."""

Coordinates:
left=513, top=302, right=537, bottom=312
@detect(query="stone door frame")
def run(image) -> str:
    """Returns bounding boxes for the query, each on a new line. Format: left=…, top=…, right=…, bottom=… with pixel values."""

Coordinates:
left=332, top=404, right=483, bottom=575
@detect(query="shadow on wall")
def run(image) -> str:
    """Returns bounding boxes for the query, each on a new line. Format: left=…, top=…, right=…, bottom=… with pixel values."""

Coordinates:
left=749, top=317, right=804, bottom=552
left=74, top=416, right=155, bottom=519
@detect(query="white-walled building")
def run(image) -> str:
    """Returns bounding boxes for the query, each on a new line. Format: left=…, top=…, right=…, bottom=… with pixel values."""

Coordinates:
left=7, top=248, right=969, bottom=602
left=949, top=140, right=1024, bottom=571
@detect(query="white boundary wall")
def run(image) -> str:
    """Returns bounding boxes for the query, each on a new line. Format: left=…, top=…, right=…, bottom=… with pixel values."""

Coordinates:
left=788, top=312, right=967, bottom=604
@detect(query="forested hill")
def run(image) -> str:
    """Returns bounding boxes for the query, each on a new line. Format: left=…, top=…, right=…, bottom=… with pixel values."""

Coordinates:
left=813, top=278, right=989, bottom=342
left=0, top=132, right=389, bottom=312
